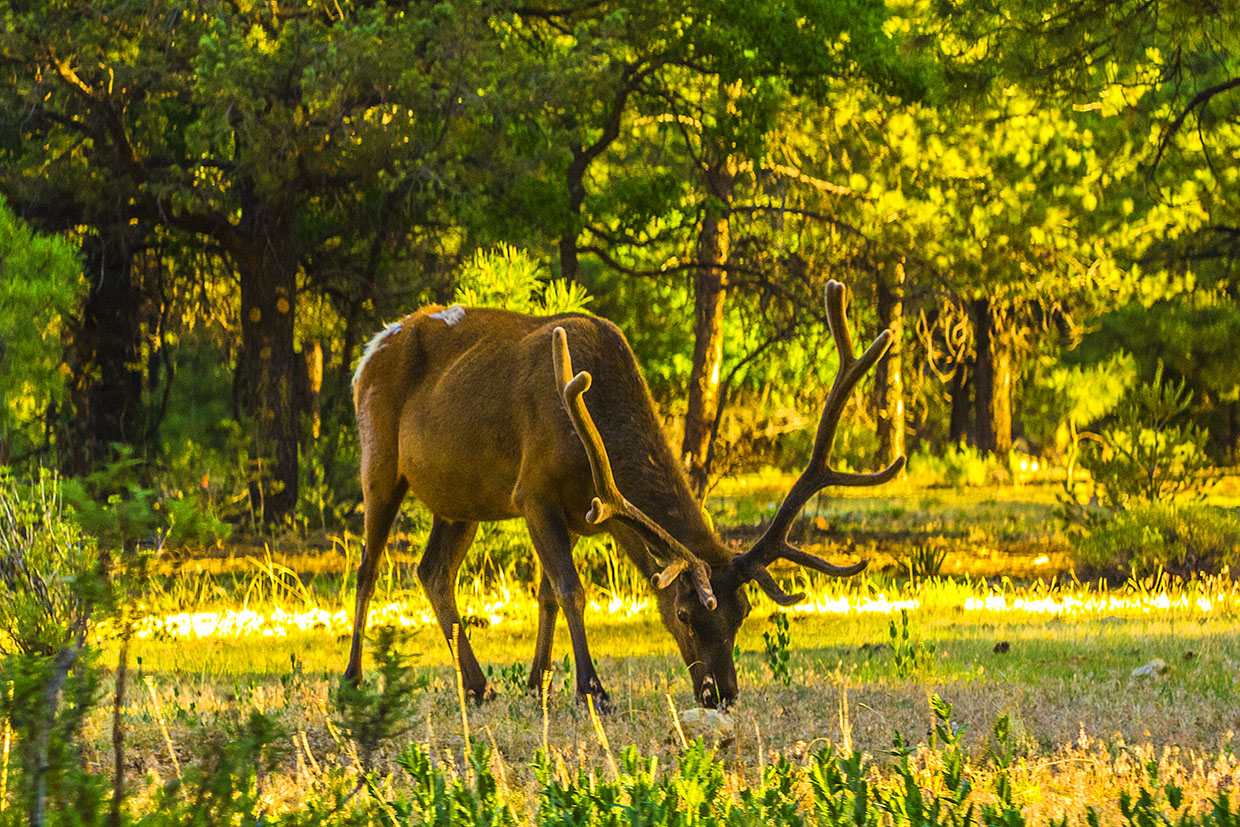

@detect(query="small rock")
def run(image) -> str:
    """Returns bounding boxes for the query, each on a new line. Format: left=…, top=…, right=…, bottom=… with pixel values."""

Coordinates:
left=1183, top=651, right=1196, bottom=661
left=1131, top=658, right=1169, bottom=678
left=993, top=641, right=1010, bottom=654
left=676, top=708, right=736, bottom=748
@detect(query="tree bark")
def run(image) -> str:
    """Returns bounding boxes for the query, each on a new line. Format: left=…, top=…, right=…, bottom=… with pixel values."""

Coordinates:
left=874, top=258, right=906, bottom=467
left=235, top=200, right=300, bottom=523
left=681, top=155, right=732, bottom=499
left=949, top=360, right=972, bottom=444
left=972, top=297, right=1012, bottom=455
left=69, top=225, right=146, bottom=472
left=559, top=147, right=588, bottom=282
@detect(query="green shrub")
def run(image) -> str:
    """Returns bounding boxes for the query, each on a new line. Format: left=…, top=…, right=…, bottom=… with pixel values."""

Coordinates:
left=0, top=469, right=112, bottom=824
left=384, top=741, right=518, bottom=827
left=0, top=198, right=84, bottom=462
left=58, top=447, right=161, bottom=549
left=763, top=612, right=793, bottom=685
left=163, top=495, right=234, bottom=548
left=454, top=244, right=591, bottom=314
left=907, top=442, right=998, bottom=488
left=1080, top=364, right=1211, bottom=509
left=901, top=540, right=947, bottom=580
left=332, top=625, right=426, bottom=769
left=1073, top=502, right=1240, bottom=581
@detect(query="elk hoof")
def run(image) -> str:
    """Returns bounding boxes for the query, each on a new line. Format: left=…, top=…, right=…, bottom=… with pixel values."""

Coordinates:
left=466, top=683, right=497, bottom=704
left=578, top=685, right=612, bottom=715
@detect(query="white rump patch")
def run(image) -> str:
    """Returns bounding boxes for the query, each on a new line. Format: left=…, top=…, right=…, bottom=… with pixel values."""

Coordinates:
left=429, top=304, right=466, bottom=326
left=352, top=321, right=403, bottom=389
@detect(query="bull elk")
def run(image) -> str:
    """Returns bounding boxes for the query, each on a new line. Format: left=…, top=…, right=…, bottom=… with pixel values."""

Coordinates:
left=346, top=280, right=903, bottom=709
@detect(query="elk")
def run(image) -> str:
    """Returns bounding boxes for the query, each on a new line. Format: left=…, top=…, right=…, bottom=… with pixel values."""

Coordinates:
left=346, top=280, right=903, bottom=709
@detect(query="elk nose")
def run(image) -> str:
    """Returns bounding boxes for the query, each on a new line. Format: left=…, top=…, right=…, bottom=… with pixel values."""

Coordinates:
left=699, top=675, right=718, bottom=708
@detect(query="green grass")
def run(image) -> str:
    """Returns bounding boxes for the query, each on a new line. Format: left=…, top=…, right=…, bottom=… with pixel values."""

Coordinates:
left=17, top=476, right=1240, bottom=822
left=99, top=580, right=1240, bottom=823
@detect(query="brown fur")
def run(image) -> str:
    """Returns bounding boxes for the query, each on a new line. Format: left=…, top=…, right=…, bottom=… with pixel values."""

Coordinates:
left=345, top=291, right=888, bottom=709
left=347, top=306, right=740, bottom=707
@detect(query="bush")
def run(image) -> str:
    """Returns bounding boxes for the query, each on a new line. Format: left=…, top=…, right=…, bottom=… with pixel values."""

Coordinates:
left=907, top=442, right=999, bottom=488
left=1073, top=502, right=1240, bottom=581
left=1080, top=364, right=1211, bottom=509
left=0, top=469, right=112, bottom=823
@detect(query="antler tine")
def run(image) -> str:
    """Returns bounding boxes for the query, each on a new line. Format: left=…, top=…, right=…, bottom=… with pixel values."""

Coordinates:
left=552, top=328, right=718, bottom=610
left=734, top=281, right=905, bottom=604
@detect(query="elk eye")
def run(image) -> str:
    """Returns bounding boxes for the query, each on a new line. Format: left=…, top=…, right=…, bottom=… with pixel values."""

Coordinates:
left=676, top=607, right=691, bottom=623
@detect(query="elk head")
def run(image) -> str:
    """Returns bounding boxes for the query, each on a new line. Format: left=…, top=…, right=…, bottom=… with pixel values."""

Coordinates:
left=553, top=280, right=905, bottom=707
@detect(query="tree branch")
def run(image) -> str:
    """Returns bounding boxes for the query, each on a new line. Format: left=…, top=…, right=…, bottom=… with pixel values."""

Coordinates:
left=1150, top=76, right=1240, bottom=180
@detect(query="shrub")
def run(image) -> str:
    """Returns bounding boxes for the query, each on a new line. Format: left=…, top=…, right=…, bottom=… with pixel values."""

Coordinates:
left=907, top=442, right=998, bottom=488
left=1080, top=364, right=1211, bottom=509
left=0, top=198, right=84, bottom=462
left=453, top=244, right=591, bottom=314
left=901, top=540, right=947, bottom=580
left=1073, top=502, right=1240, bottom=581
left=0, top=469, right=112, bottom=824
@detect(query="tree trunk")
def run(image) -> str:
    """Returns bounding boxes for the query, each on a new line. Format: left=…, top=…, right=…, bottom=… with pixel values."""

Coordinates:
left=559, top=147, right=587, bottom=282
left=972, top=297, right=1012, bottom=455
left=69, top=225, right=145, bottom=472
left=949, top=361, right=971, bottom=444
left=874, top=258, right=906, bottom=467
left=236, top=203, right=300, bottom=523
left=681, top=156, right=732, bottom=499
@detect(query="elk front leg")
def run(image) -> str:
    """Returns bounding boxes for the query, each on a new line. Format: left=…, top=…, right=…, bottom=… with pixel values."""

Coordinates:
left=527, top=571, right=560, bottom=695
left=417, top=517, right=490, bottom=701
left=345, top=476, right=408, bottom=684
left=525, top=509, right=610, bottom=712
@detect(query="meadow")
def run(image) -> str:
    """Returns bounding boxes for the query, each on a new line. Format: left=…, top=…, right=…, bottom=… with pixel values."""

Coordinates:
left=30, top=476, right=1237, bottom=825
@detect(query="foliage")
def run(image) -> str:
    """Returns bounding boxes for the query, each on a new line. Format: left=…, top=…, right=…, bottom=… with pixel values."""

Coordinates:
left=58, top=447, right=160, bottom=549
left=1073, top=503, right=1240, bottom=581
left=1073, top=303, right=1240, bottom=458
left=901, top=541, right=947, bottom=581
left=0, top=468, right=110, bottom=823
left=138, top=708, right=289, bottom=827
left=383, top=741, right=518, bottom=827
left=57, top=446, right=233, bottom=550
left=332, top=625, right=425, bottom=770
left=907, top=443, right=999, bottom=489
left=762, top=611, right=792, bottom=686
left=889, top=608, right=935, bottom=680
left=1029, top=351, right=1136, bottom=489
left=454, top=245, right=592, bottom=315
left=0, top=198, right=83, bottom=462
left=0, top=469, right=105, bottom=658
left=1, top=0, right=1238, bottom=519
left=1080, top=364, right=1212, bottom=509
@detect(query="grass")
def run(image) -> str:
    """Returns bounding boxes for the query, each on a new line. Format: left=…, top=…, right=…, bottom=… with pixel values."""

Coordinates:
left=92, top=571, right=1240, bottom=822
left=13, top=475, right=1240, bottom=821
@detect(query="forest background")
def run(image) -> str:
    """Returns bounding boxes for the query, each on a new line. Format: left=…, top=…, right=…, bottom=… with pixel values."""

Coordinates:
left=1, top=0, right=1237, bottom=540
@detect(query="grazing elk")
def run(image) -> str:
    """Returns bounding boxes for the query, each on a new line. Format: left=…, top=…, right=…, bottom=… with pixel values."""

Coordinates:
left=346, top=280, right=903, bottom=709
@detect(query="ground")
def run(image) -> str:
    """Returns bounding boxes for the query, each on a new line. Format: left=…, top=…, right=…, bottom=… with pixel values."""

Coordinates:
left=70, top=475, right=1240, bottom=822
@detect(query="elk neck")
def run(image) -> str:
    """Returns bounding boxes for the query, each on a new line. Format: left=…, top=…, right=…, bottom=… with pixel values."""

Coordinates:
left=582, top=326, right=733, bottom=572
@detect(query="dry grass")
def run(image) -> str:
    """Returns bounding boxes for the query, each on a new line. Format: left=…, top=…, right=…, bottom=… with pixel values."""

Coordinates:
left=71, top=586, right=1240, bottom=821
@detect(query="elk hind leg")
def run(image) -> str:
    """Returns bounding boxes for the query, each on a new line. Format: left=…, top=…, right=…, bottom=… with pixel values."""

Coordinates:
left=417, top=517, right=489, bottom=701
left=345, top=470, right=407, bottom=684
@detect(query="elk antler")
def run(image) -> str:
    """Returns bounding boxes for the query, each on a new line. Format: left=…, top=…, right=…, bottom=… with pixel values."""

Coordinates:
left=732, top=280, right=906, bottom=605
left=552, top=327, right=718, bottom=610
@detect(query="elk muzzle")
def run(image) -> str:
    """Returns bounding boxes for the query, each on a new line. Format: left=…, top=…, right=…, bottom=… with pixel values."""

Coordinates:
left=692, top=656, right=738, bottom=709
